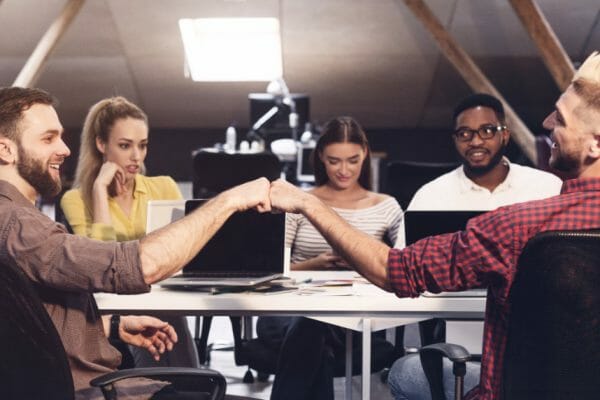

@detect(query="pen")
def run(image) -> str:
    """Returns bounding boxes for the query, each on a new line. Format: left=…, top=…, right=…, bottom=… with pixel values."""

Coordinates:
left=295, top=278, right=312, bottom=284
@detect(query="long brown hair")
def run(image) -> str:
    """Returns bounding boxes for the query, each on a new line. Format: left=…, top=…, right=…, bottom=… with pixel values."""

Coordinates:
left=314, top=116, right=372, bottom=190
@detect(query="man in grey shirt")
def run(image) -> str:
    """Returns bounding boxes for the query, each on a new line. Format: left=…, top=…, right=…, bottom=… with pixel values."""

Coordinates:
left=0, top=86, right=271, bottom=398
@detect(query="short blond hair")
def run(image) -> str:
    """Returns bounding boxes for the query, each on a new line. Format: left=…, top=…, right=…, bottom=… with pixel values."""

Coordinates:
left=572, top=51, right=600, bottom=112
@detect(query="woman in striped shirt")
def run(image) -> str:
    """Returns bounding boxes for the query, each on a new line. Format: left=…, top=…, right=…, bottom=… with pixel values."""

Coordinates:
left=262, top=116, right=403, bottom=400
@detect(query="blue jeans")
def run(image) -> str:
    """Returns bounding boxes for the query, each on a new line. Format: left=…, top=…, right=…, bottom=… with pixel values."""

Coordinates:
left=388, top=354, right=480, bottom=400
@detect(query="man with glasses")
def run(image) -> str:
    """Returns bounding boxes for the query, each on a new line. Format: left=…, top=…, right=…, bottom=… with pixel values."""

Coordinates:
left=406, top=93, right=562, bottom=211
left=399, top=93, right=563, bottom=398
left=391, top=93, right=563, bottom=398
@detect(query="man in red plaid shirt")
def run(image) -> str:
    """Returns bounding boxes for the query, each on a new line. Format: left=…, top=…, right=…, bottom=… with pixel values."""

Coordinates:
left=269, top=50, right=600, bottom=400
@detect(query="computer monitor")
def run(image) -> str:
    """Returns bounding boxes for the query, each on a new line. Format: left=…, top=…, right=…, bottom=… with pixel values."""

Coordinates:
left=296, top=141, right=316, bottom=183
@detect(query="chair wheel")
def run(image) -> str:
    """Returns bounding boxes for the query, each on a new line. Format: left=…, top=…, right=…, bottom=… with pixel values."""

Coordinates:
left=243, top=369, right=255, bottom=383
left=257, top=372, right=270, bottom=382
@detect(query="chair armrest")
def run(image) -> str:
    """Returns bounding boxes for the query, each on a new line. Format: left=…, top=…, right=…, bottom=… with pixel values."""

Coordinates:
left=420, top=343, right=472, bottom=363
left=90, top=367, right=226, bottom=400
left=419, top=344, right=472, bottom=400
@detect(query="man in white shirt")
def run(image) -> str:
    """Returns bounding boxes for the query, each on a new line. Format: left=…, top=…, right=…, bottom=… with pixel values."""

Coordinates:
left=408, top=93, right=562, bottom=211
left=393, top=93, right=563, bottom=399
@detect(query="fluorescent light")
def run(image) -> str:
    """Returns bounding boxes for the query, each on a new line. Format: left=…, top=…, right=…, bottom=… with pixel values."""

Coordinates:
left=179, top=17, right=283, bottom=82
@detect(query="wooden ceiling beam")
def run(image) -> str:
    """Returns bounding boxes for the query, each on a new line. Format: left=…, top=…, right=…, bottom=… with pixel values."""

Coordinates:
left=508, top=0, right=574, bottom=91
left=402, top=0, right=537, bottom=163
left=13, top=0, right=85, bottom=88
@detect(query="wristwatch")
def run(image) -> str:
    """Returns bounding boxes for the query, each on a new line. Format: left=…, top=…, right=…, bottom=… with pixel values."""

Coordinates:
left=109, top=314, right=121, bottom=341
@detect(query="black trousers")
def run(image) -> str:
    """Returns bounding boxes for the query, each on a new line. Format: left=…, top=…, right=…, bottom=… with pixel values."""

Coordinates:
left=267, top=317, right=394, bottom=400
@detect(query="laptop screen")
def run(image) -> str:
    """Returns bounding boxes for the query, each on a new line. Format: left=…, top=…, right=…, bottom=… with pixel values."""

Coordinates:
left=183, top=199, right=286, bottom=273
left=146, top=200, right=186, bottom=233
left=404, top=210, right=485, bottom=245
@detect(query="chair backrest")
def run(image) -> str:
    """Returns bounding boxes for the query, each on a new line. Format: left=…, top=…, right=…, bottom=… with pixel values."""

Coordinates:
left=0, top=261, right=74, bottom=399
left=503, top=230, right=600, bottom=399
left=192, top=150, right=282, bottom=198
left=382, top=160, right=458, bottom=210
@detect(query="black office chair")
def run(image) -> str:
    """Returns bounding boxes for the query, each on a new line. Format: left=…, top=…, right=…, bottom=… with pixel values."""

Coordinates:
left=0, top=259, right=228, bottom=400
left=419, top=229, right=600, bottom=400
left=381, top=160, right=458, bottom=210
left=191, top=149, right=282, bottom=382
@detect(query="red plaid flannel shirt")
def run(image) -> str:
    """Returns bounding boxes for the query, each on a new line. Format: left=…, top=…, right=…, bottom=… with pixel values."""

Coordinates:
left=388, top=177, right=600, bottom=400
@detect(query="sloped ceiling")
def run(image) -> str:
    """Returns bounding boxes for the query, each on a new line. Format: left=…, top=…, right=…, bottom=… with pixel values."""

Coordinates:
left=0, top=0, right=598, bottom=133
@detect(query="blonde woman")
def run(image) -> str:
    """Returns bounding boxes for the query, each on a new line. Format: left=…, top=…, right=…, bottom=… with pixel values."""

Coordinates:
left=61, top=96, right=198, bottom=368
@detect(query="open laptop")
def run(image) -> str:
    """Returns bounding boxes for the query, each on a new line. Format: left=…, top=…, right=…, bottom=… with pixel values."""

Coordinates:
left=159, top=199, right=287, bottom=289
left=404, top=210, right=484, bottom=245
left=404, top=210, right=486, bottom=297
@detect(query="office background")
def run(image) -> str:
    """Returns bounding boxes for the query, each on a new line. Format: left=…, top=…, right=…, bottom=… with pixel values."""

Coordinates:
left=0, top=0, right=598, bottom=182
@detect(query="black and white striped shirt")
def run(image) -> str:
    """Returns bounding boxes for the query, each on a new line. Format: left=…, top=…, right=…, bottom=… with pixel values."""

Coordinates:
left=286, top=196, right=403, bottom=264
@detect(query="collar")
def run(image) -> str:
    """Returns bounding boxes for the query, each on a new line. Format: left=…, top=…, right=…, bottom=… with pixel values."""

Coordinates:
left=0, top=180, right=37, bottom=209
left=560, top=177, right=600, bottom=195
left=457, top=157, right=512, bottom=193
left=132, top=174, right=148, bottom=198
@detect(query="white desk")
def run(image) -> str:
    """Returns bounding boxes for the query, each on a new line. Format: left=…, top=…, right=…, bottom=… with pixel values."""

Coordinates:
left=95, top=272, right=485, bottom=399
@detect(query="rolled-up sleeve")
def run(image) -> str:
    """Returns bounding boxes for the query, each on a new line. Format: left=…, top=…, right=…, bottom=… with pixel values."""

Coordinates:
left=387, top=247, right=420, bottom=297
left=386, top=209, right=516, bottom=299
left=3, top=207, right=149, bottom=294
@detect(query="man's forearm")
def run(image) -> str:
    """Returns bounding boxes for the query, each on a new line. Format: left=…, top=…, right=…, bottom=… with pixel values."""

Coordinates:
left=301, top=196, right=391, bottom=290
left=139, top=177, right=270, bottom=284
left=139, top=194, right=237, bottom=284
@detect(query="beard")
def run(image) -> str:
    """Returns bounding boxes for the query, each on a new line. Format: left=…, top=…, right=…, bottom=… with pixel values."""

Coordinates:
left=550, top=153, right=579, bottom=173
left=549, top=149, right=582, bottom=178
left=461, top=142, right=506, bottom=177
left=17, top=146, right=62, bottom=198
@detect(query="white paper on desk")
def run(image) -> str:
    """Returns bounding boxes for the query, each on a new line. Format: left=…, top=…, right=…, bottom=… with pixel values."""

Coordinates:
left=297, top=286, right=355, bottom=296
left=305, top=279, right=353, bottom=287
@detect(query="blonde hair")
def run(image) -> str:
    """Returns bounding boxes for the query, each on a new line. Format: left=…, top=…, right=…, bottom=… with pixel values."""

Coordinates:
left=571, top=51, right=600, bottom=112
left=73, top=96, right=148, bottom=207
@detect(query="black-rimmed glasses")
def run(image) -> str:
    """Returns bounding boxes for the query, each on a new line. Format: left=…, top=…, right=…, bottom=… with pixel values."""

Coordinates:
left=453, top=125, right=506, bottom=142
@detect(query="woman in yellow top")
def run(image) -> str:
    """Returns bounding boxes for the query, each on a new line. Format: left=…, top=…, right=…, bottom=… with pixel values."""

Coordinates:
left=61, top=96, right=198, bottom=368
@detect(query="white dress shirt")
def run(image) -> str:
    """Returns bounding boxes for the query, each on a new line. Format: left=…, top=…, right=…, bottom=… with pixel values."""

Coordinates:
left=407, top=159, right=563, bottom=211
